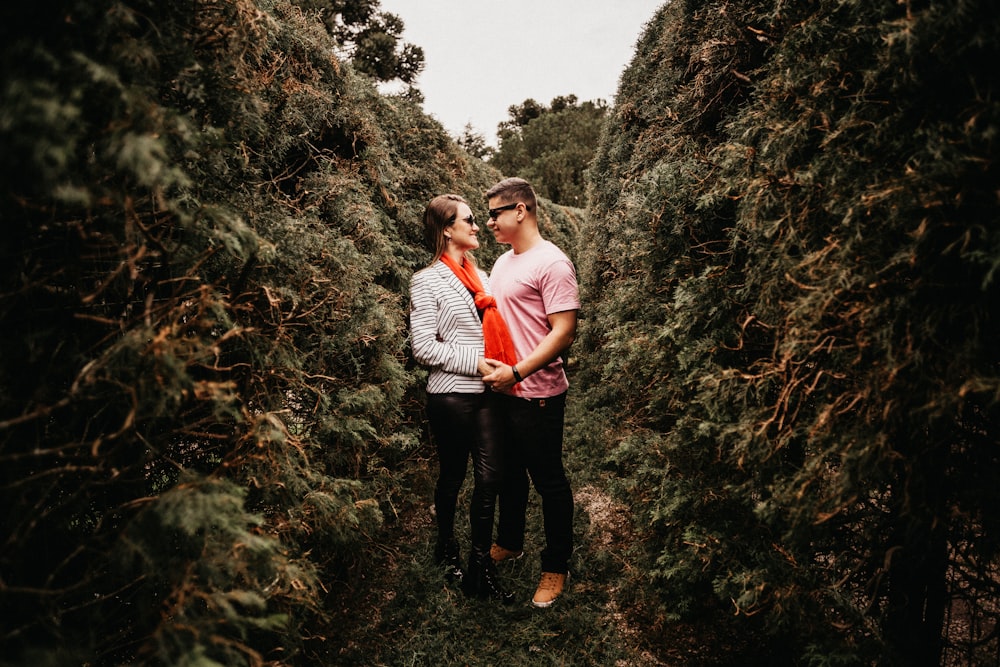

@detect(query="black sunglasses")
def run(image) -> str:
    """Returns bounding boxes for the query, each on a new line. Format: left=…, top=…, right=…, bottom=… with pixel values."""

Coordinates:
left=487, top=203, right=519, bottom=220
left=449, top=213, right=476, bottom=226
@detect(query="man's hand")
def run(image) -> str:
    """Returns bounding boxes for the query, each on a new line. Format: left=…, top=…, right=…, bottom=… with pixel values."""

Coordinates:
left=481, top=358, right=517, bottom=391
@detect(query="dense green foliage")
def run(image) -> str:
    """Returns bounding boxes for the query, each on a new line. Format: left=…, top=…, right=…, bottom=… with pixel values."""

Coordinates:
left=290, top=0, right=425, bottom=84
left=573, top=0, right=1000, bottom=664
left=5, top=0, right=998, bottom=664
left=0, top=0, right=582, bottom=663
left=491, top=95, right=609, bottom=207
left=457, top=123, right=493, bottom=161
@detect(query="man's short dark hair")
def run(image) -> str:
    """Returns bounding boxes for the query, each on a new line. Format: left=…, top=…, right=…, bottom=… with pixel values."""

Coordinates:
left=486, top=177, right=537, bottom=211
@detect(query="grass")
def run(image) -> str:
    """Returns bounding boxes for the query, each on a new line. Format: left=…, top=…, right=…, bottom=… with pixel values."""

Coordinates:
left=322, top=395, right=669, bottom=666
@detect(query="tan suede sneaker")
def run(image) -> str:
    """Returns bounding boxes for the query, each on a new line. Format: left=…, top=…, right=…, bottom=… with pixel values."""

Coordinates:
left=531, top=572, right=567, bottom=608
left=489, top=543, right=524, bottom=563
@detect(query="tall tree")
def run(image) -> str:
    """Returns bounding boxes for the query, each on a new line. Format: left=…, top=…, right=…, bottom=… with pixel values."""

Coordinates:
left=457, top=122, right=493, bottom=160
left=290, top=0, right=425, bottom=83
left=492, top=95, right=608, bottom=206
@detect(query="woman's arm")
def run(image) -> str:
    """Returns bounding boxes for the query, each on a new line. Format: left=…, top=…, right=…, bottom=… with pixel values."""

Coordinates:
left=409, top=271, right=482, bottom=376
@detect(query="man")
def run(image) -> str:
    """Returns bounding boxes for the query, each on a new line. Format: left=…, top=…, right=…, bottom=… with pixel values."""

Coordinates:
left=481, top=177, right=579, bottom=607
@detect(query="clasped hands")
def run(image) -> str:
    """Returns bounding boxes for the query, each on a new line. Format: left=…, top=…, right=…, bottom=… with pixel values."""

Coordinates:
left=479, top=358, right=517, bottom=391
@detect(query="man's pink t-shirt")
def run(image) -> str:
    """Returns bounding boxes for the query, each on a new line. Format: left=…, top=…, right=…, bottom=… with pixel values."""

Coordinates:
left=490, top=240, right=580, bottom=399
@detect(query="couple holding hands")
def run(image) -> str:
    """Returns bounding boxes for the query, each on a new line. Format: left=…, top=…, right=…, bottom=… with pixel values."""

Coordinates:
left=409, top=178, right=579, bottom=608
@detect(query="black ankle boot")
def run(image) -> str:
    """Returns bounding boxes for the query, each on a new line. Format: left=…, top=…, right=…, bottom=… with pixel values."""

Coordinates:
left=463, top=552, right=514, bottom=603
left=434, top=537, right=464, bottom=583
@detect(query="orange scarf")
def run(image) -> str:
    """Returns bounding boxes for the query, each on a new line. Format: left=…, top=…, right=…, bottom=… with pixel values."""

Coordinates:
left=439, top=253, right=518, bottom=367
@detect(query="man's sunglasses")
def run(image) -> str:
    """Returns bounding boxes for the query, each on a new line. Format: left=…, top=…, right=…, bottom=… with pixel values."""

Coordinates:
left=487, top=203, right=519, bottom=220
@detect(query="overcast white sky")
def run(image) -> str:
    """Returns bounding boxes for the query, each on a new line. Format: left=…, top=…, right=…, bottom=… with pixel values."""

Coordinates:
left=377, top=0, right=663, bottom=146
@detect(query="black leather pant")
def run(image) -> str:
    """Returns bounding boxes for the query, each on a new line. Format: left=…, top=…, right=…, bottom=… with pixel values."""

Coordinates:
left=426, top=391, right=503, bottom=558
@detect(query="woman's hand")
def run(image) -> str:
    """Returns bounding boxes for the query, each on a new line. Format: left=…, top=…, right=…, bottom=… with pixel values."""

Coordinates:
left=481, top=359, right=517, bottom=391
left=478, top=357, right=501, bottom=377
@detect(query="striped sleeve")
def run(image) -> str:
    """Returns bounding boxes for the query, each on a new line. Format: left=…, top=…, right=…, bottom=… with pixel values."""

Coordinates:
left=409, top=269, right=481, bottom=378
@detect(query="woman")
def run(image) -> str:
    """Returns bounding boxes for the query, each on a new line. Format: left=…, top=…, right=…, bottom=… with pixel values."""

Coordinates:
left=409, top=194, right=516, bottom=602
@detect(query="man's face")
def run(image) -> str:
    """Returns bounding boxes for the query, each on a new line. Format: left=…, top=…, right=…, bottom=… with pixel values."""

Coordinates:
left=486, top=198, right=521, bottom=245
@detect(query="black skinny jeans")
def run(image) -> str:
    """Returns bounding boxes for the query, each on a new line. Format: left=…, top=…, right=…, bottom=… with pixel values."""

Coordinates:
left=425, top=391, right=503, bottom=559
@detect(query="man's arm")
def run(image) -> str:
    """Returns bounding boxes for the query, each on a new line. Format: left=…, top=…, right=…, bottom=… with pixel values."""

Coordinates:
left=483, top=310, right=577, bottom=391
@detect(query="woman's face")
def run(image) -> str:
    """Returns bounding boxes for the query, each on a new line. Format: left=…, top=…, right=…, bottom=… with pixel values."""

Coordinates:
left=447, top=202, right=480, bottom=252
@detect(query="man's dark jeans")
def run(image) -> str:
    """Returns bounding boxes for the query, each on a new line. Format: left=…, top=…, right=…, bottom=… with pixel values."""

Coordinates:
left=494, top=391, right=573, bottom=574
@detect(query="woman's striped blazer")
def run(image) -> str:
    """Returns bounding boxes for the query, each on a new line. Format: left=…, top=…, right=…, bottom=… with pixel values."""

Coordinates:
left=409, top=259, right=488, bottom=394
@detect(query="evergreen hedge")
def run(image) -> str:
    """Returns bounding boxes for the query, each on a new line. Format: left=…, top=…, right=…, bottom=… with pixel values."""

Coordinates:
left=575, top=0, right=999, bottom=664
left=7, top=0, right=995, bottom=663
left=0, top=0, right=584, bottom=663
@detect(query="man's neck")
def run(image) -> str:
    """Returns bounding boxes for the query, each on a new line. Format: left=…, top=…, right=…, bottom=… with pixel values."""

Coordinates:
left=510, top=230, right=543, bottom=255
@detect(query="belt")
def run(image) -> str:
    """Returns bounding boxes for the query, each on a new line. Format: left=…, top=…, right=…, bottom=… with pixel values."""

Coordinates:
left=500, top=391, right=567, bottom=408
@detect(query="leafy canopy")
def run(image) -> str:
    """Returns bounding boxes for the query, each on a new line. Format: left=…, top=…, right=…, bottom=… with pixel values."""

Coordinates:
left=491, top=94, right=609, bottom=206
left=290, top=0, right=425, bottom=83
